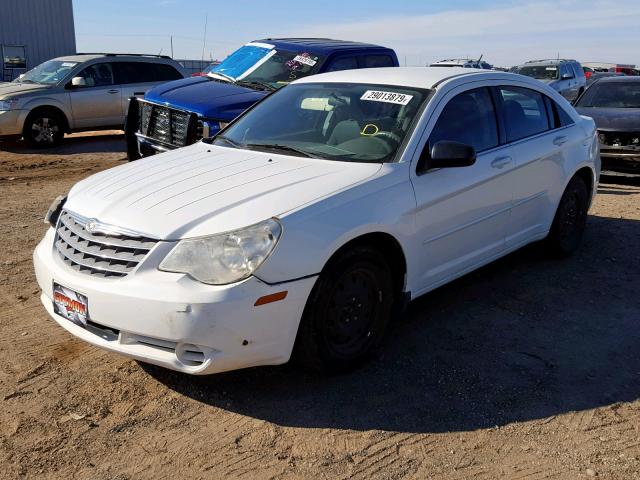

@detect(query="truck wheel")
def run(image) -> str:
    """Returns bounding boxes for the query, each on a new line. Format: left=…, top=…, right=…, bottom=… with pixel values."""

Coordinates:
left=23, top=109, right=64, bottom=148
left=294, top=246, right=394, bottom=373
left=545, top=176, right=589, bottom=256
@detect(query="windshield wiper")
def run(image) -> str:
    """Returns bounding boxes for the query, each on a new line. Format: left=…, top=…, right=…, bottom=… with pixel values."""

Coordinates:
left=214, top=135, right=244, bottom=148
left=236, top=80, right=276, bottom=92
left=246, top=143, right=315, bottom=158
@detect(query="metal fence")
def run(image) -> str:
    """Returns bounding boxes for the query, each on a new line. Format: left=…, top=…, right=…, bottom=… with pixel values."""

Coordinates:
left=177, top=59, right=219, bottom=76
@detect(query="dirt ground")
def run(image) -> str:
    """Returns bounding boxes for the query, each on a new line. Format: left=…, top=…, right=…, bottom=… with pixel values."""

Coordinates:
left=1, top=132, right=639, bottom=480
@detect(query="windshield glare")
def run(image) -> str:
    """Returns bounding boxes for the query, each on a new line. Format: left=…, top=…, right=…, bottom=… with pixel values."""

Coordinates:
left=213, top=83, right=429, bottom=163
left=576, top=82, right=640, bottom=108
left=14, top=59, right=78, bottom=85
left=210, top=43, right=324, bottom=87
left=517, top=65, right=559, bottom=80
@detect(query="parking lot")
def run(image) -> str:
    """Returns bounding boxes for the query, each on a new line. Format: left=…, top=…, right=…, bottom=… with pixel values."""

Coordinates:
left=1, top=133, right=639, bottom=479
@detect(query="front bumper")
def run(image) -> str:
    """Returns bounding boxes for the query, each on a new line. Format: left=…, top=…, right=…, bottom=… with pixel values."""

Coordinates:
left=0, top=109, right=26, bottom=137
left=33, top=228, right=317, bottom=375
left=600, top=145, right=640, bottom=175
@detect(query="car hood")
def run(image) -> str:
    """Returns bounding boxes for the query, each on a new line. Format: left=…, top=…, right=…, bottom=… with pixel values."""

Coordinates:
left=575, top=107, right=640, bottom=132
left=0, top=81, right=50, bottom=97
left=65, top=142, right=382, bottom=239
left=144, top=76, right=265, bottom=119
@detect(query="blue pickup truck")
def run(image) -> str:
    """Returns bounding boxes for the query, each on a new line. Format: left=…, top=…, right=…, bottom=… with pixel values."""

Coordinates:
left=126, top=38, right=398, bottom=159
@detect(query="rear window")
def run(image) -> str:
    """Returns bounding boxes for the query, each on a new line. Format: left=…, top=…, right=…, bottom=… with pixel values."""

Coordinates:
left=114, top=62, right=182, bottom=84
left=362, top=55, right=395, bottom=68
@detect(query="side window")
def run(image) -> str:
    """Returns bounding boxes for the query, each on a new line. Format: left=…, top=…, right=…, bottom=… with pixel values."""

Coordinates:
left=77, top=63, right=114, bottom=87
left=571, top=63, right=585, bottom=78
left=499, top=86, right=550, bottom=142
left=545, top=96, right=576, bottom=128
left=560, top=63, right=573, bottom=79
left=362, top=55, right=395, bottom=68
left=152, top=63, right=183, bottom=81
left=113, top=62, right=145, bottom=84
left=429, top=87, right=499, bottom=153
left=324, top=56, right=358, bottom=72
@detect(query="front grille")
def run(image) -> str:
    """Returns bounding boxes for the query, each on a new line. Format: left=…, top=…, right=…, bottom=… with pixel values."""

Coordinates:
left=599, top=131, right=640, bottom=147
left=54, top=211, right=158, bottom=278
left=139, top=101, right=193, bottom=147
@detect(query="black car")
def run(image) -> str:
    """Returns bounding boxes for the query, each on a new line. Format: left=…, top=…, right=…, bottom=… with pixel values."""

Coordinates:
left=575, top=77, right=640, bottom=175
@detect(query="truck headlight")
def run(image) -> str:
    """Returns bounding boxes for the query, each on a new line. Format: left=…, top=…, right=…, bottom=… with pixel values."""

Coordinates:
left=159, top=218, right=282, bottom=285
left=0, top=99, right=19, bottom=111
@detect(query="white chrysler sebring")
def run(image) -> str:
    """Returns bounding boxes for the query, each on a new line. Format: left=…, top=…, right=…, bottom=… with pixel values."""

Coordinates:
left=34, top=68, right=600, bottom=375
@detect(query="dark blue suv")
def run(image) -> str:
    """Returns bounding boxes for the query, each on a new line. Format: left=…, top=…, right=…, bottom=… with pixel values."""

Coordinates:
left=126, top=38, right=398, bottom=159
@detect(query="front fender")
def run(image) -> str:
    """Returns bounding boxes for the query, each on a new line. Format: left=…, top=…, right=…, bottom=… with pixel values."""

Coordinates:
left=254, top=163, right=417, bottom=285
left=19, top=96, right=72, bottom=130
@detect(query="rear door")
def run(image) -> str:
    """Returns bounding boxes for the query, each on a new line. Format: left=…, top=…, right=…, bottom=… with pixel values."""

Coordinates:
left=409, top=85, right=514, bottom=292
left=496, top=85, right=574, bottom=246
left=113, top=62, right=183, bottom=121
left=68, top=62, right=122, bottom=128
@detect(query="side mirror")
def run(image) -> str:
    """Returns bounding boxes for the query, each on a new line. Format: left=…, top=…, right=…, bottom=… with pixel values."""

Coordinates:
left=419, top=140, right=477, bottom=173
left=69, top=76, right=86, bottom=88
left=18, top=73, right=25, bottom=80
left=561, top=73, right=573, bottom=80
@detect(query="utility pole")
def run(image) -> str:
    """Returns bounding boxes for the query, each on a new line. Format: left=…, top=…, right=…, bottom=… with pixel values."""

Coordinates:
left=170, top=35, right=174, bottom=58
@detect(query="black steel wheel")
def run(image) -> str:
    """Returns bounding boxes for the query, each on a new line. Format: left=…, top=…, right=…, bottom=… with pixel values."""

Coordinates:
left=23, top=109, right=64, bottom=148
left=545, top=175, right=589, bottom=256
left=295, top=246, right=394, bottom=373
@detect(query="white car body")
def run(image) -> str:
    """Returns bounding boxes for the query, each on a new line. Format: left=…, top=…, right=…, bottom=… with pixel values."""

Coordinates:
left=33, top=68, right=600, bottom=374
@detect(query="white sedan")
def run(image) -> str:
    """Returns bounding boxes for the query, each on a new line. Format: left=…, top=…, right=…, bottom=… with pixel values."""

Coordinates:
left=33, top=67, right=600, bottom=374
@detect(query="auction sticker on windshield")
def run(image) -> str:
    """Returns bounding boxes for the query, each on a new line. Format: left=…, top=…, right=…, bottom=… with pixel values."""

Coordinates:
left=361, top=90, right=413, bottom=105
left=292, top=54, right=317, bottom=67
left=53, top=282, right=90, bottom=327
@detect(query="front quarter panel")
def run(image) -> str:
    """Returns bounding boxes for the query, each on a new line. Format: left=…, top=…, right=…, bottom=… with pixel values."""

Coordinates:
left=254, top=163, right=417, bottom=286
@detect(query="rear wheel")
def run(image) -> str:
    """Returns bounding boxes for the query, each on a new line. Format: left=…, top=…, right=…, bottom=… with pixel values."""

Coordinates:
left=294, top=246, right=394, bottom=373
left=23, top=109, right=64, bottom=148
left=545, top=175, right=589, bottom=256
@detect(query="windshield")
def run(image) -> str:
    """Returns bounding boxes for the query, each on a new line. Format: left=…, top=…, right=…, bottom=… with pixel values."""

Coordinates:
left=212, top=82, right=429, bottom=163
left=210, top=43, right=324, bottom=89
left=576, top=82, right=640, bottom=108
left=13, top=59, right=78, bottom=85
left=517, top=65, right=559, bottom=80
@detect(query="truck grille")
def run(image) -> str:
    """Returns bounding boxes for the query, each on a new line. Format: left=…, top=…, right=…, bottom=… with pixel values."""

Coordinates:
left=598, top=131, right=640, bottom=147
left=54, top=211, right=158, bottom=278
left=139, top=101, right=193, bottom=148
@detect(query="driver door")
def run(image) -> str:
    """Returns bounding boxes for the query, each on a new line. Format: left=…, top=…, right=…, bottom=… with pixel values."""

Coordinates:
left=409, top=85, right=514, bottom=293
left=68, top=62, right=122, bottom=129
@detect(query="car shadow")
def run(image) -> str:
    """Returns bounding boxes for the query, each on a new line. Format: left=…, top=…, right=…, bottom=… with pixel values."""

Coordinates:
left=0, top=131, right=125, bottom=155
left=143, top=214, right=640, bottom=434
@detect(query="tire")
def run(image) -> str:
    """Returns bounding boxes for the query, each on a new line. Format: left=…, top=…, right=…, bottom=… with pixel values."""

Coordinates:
left=545, top=175, right=589, bottom=256
left=23, top=109, right=65, bottom=148
left=294, top=246, right=395, bottom=373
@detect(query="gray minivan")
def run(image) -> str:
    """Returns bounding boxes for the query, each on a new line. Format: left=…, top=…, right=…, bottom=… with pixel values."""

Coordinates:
left=0, top=54, right=186, bottom=148
left=515, top=59, right=586, bottom=102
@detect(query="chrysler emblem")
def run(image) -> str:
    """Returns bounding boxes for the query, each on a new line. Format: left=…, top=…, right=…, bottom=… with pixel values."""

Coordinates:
left=85, top=219, right=99, bottom=234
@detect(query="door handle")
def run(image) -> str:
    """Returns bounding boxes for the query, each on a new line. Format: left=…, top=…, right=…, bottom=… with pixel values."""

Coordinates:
left=491, top=156, right=512, bottom=169
left=107, top=89, right=119, bottom=94
left=553, top=135, right=568, bottom=146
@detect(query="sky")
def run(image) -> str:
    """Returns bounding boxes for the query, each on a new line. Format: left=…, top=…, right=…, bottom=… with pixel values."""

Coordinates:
left=73, top=0, right=640, bottom=67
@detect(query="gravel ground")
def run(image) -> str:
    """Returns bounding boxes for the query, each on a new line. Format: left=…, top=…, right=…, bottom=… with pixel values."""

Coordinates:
left=1, top=132, right=639, bottom=480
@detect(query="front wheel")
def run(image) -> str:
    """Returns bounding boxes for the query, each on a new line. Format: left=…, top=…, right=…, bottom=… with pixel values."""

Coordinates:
left=23, top=109, right=64, bottom=148
left=294, top=246, right=394, bottom=373
left=545, top=176, right=589, bottom=256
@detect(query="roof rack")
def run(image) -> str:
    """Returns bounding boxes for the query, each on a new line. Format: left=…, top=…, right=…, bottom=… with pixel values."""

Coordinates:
left=74, top=53, right=173, bottom=59
left=524, top=58, right=577, bottom=64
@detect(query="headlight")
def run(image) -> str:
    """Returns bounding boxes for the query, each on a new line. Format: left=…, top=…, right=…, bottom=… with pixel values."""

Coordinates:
left=0, top=98, right=19, bottom=111
left=44, top=194, right=67, bottom=227
left=159, top=218, right=282, bottom=285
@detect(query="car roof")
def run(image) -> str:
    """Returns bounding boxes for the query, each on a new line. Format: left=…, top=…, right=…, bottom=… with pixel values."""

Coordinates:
left=294, top=66, right=524, bottom=89
left=53, top=53, right=175, bottom=63
left=521, top=59, right=577, bottom=66
left=255, top=38, right=389, bottom=54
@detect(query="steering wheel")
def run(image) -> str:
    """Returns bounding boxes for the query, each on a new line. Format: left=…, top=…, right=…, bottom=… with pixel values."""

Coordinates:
left=374, top=130, right=402, bottom=145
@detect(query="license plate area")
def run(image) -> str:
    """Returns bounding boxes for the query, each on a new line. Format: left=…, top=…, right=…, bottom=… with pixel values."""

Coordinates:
left=52, top=282, right=90, bottom=327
